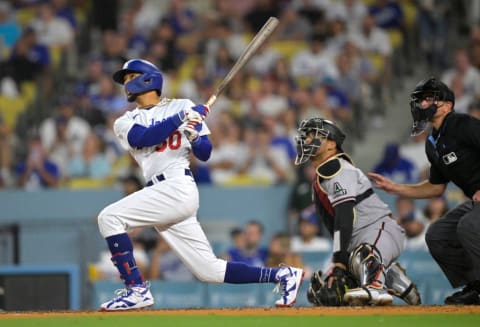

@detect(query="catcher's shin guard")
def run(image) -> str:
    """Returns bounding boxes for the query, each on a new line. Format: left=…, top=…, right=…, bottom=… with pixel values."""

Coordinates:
left=385, top=262, right=421, bottom=305
left=349, top=243, right=385, bottom=287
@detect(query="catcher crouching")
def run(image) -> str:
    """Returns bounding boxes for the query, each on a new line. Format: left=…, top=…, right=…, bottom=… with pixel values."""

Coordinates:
left=295, top=118, right=421, bottom=306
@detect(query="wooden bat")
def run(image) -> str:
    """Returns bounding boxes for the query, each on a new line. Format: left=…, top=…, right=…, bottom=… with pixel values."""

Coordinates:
left=184, top=17, right=279, bottom=139
left=205, top=17, right=279, bottom=108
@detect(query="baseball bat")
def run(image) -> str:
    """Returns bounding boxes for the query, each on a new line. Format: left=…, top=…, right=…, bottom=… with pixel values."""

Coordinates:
left=205, top=17, right=279, bottom=108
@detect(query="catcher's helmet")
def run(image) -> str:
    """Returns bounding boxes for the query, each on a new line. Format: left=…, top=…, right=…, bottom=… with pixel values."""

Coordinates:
left=295, top=118, right=346, bottom=165
left=113, top=59, right=163, bottom=101
left=409, top=77, right=455, bottom=135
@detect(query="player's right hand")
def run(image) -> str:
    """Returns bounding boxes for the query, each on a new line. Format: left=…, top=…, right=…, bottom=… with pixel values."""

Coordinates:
left=191, top=104, right=210, bottom=120
left=184, top=123, right=202, bottom=143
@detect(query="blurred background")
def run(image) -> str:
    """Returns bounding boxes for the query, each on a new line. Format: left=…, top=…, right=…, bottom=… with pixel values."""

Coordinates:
left=0, top=0, right=477, bottom=310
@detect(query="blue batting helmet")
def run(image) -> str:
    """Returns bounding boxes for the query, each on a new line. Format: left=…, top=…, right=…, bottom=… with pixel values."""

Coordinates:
left=113, top=59, right=163, bottom=96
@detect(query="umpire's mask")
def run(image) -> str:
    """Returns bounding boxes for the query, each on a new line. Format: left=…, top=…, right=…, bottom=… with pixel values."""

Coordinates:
left=409, top=77, right=455, bottom=136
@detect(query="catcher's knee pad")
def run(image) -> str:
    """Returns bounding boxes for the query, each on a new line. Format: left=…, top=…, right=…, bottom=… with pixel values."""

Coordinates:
left=349, top=243, right=385, bottom=287
left=385, top=262, right=421, bottom=305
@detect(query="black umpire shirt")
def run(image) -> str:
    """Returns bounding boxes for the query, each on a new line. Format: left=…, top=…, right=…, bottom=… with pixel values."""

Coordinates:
left=425, top=112, right=480, bottom=198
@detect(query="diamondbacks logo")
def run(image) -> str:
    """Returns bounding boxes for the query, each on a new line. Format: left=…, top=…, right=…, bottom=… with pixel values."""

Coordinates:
left=333, top=182, right=347, bottom=195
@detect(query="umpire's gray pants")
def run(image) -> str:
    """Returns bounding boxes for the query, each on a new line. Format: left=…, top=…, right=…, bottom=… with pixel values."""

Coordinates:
left=425, top=201, right=480, bottom=288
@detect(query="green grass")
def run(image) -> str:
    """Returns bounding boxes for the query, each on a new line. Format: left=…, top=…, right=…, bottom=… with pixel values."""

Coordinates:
left=1, top=314, right=479, bottom=327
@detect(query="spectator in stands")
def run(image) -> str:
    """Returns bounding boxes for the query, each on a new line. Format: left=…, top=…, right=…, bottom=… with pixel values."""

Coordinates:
left=373, top=143, right=418, bottom=184
left=399, top=132, right=430, bottom=181
left=149, top=18, right=181, bottom=73
left=121, top=174, right=143, bottom=196
left=51, top=0, right=78, bottom=32
left=468, top=24, right=480, bottom=71
left=0, top=1, right=21, bottom=51
left=15, top=134, right=60, bottom=190
left=326, top=0, right=367, bottom=33
left=226, top=220, right=268, bottom=267
left=222, top=227, right=247, bottom=262
left=422, top=196, right=449, bottom=225
left=290, top=32, right=338, bottom=85
left=449, top=74, right=473, bottom=114
left=321, top=77, right=353, bottom=127
left=66, top=131, right=111, bottom=180
left=276, top=3, right=312, bottom=41
left=29, top=1, right=74, bottom=49
left=203, top=18, right=247, bottom=65
left=368, top=0, right=404, bottom=31
left=395, top=196, right=425, bottom=239
left=98, top=30, right=128, bottom=74
left=325, top=16, right=348, bottom=57
left=89, top=73, right=130, bottom=116
left=248, top=41, right=281, bottom=77
left=295, top=85, right=333, bottom=123
left=39, top=98, right=91, bottom=158
left=288, top=161, right=317, bottom=234
left=350, top=12, right=392, bottom=60
left=46, top=114, right=74, bottom=176
left=290, top=209, right=331, bottom=253
left=2, top=26, right=50, bottom=92
left=178, top=63, right=210, bottom=104
left=416, top=0, right=450, bottom=72
left=405, top=196, right=450, bottom=250
left=244, top=0, right=280, bottom=34
left=207, top=113, right=248, bottom=185
left=149, top=236, right=195, bottom=281
left=441, top=48, right=480, bottom=102
left=255, top=76, right=289, bottom=119
left=349, top=13, right=392, bottom=105
left=239, top=124, right=293, bottom=185
left=265, top=232, right=304, bottom=269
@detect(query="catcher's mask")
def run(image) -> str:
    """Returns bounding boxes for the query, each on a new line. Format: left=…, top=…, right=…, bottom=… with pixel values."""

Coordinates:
left=409, top=77, right=455, bottom=136
left=295, top=118, right=346, bottom=165
left=113, top=59, right=163, bottom=102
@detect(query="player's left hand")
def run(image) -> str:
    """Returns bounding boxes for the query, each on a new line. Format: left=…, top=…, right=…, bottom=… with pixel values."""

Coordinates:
left=191, top=104, right=210, bottom=120
left=184, top=122, right=202, bottom=143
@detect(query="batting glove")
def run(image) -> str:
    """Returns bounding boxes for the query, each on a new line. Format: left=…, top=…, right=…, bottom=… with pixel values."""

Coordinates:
left=191, top=104, right=210, bottom=120
left=184, top=122, right=202, bottom=143
left=178, top=108, right=202, bottom=124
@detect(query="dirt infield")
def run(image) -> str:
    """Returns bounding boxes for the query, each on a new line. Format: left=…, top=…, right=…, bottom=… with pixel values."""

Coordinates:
left=1, top=306, right=479, bottom=319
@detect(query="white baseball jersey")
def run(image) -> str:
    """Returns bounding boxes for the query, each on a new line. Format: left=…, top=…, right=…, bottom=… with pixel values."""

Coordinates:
left=113, top=98, right=210, bottom=182
left=99, top=97, right=227, bottom=283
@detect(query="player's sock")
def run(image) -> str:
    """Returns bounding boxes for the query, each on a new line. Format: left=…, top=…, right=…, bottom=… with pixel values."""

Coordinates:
left=106, top=233, right=144, bottom=286
left=224, top=262, right=279, bottom=283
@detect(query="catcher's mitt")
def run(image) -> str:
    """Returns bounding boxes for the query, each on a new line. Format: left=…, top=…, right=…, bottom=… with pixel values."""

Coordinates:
left=307, top=266, right=356, bottom=306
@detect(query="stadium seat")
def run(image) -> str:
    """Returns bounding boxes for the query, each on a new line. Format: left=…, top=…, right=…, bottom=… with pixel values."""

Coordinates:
left=0, top=96, right=27, bottom=129
left=271, top=40, right=307, bottom=61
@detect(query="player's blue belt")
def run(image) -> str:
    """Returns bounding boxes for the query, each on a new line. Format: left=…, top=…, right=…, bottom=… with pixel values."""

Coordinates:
left=146, top=169, right=192, bottom=187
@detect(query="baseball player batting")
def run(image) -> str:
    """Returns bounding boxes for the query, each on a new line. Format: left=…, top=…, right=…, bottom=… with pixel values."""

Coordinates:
left=294, top=118, right=420, bottom=306
left=97, top=59, right=303, bottom=311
